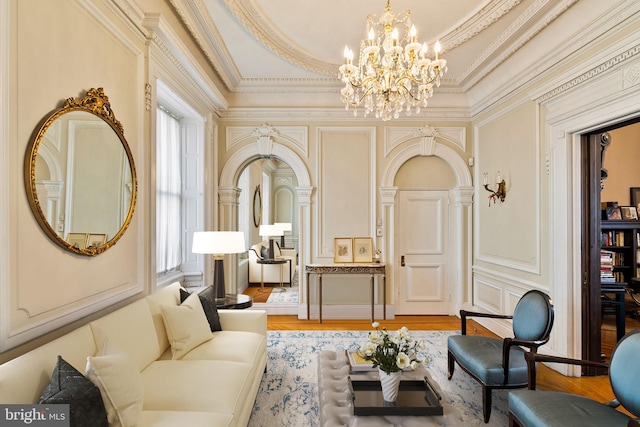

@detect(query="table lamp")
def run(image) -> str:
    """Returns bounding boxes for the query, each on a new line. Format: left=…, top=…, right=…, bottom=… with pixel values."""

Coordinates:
left=274, top=222, right=292, bottom=248
left=259, top=224, right=283, bottom=260
left=192, top=231, right=246, bottom=300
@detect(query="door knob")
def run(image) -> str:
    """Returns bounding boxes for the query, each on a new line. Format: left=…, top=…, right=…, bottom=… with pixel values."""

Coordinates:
left=401, top=255, right=405, bottom=267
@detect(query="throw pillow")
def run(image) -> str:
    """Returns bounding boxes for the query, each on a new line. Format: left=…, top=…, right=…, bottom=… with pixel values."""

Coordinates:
left=160, top=292, right=213, bottom=359
left=260, top=245, right=269, bottom=259
left=39, top=356, right=108, bottom=427
left=85, top=339, right=143, bottom=427
left=180, top=287, right=222, bottom=332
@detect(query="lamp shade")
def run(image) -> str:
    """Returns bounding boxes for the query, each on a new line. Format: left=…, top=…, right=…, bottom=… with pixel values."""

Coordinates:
left=192, top=231, right=246, bottom=255
left=259, top=224, right=283, bottom=238
left=274, top=223, right=292, bottom=234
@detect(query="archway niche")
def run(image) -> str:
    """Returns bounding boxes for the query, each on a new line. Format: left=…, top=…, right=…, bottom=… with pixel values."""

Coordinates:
left=219, top=125, right=313, bottom=315
left=380, top=126, right=473, bottom=314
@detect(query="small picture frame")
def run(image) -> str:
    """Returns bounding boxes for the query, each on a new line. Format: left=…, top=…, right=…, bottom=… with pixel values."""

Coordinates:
left=606, top=207, right=622, bottom=220
left=353, top=237, right=373, bottom=263
left=67, top=233, right=87, bottom=249
left=631, top=188, right=640, bottom=213
left=86, top=233, right=107, bottom=248
left=334, top=237, right=353, bottom=263
left=620, top=206, right=638, bottom=221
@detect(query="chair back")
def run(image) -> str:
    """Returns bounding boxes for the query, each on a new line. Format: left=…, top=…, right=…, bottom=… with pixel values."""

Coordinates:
left=512, top=290, right=554, bottom=342
left=610, top=329, right=640, bottom=417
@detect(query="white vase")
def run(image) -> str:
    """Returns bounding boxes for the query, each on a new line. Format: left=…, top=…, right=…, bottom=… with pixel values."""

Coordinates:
left=378, top=368, right=402, bottom=403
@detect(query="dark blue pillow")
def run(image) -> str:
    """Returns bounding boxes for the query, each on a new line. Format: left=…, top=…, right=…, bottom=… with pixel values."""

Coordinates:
left=39, top=356, right=108, bottom=427
left=180, top=287, right=222, bottom=332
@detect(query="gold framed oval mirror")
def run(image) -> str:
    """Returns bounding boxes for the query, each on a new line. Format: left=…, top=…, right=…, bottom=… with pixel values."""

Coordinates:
left=24, top=88, right=137, bottom=256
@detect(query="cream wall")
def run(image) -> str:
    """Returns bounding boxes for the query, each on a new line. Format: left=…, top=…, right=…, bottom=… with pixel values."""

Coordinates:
left=0, top=0, right=223, bottom=361
left=3, top=0, right=146, bottom=357
left=217, top=120, right=474, bottom=318
left=468, top=2, right=640, bottom=365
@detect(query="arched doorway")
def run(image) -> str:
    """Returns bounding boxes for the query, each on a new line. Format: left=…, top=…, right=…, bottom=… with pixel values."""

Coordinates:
left=218, top=126, right=313, bottom=316
left=380, top=128, right=473, bottom=315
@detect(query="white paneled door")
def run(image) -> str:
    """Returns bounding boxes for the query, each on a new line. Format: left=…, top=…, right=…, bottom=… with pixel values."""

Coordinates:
left=396, top=190, right=450, bottom=314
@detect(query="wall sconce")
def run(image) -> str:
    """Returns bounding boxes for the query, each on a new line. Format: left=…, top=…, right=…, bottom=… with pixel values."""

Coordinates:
left=483, top=171, right=507, bottom=205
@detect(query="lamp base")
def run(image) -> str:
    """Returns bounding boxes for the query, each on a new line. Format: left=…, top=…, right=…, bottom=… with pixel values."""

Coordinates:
left=213, top=258, right=226, bottom=301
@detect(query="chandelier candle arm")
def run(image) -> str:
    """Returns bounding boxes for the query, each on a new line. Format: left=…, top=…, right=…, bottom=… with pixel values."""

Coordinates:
left=338, top=0, right=447, bottom=121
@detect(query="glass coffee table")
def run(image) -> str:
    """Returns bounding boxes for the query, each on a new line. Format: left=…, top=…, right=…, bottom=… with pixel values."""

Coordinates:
left=318, top=350, right=462, bottom=426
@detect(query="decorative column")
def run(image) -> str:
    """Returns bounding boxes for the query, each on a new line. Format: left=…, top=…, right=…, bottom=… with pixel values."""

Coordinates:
left=296, top=186, right=313, bottom=318
left=451, top=187, right=474, bottom=311
left=217, top=186, right=242, bottom=294
left=379, top=187, right=398, bottom=305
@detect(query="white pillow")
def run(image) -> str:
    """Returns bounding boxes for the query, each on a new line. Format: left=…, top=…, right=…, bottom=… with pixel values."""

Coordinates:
left=160, top=291, right=213, bottom=359
left=86, top=339, right=143, bottom=427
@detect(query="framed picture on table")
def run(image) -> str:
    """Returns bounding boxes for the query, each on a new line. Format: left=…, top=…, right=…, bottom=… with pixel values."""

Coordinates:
left=631, top=188, right=640, bottom=214
left=334, top=237, right=353, bottom=263
left=353, top=237, right=373, bottom=263
left=606, top=207, right=622, bottom=220
left=620, top=206, right=638, bottom=221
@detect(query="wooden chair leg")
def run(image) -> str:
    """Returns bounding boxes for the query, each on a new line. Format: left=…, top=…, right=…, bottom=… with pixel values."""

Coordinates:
left=482, top=385, right=492, bottom=423
left=509, top=412, right=523, bottom=427
left=447, top=350, right=455, bottom=380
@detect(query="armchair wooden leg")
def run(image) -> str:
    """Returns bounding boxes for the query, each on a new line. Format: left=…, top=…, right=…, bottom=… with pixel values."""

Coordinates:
left=509, top=413, right=523, bottom=427
left=482, top=386, right=492, bottom=423
left=447, top=350, right=455, bottom=380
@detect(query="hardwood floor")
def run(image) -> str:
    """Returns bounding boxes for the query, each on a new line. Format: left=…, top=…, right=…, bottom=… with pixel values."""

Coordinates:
left=266, top=314, right=626, bottom=414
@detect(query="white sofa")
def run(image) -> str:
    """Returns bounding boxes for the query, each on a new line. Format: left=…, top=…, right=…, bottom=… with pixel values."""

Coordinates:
left=0, top=282, right=267, bottom=427
left=248, top=241, right=297, bottom=285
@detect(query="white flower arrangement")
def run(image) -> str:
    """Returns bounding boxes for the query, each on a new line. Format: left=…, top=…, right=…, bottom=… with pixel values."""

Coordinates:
left=359, top=322, right=426, bottom=374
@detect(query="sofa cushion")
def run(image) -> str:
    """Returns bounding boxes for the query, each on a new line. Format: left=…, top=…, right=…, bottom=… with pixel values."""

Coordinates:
left=141, top=360, right=253, bottom=414
left=160, top=292, right=213, bottom=359
left=180, top=286, right=222, bottom=332
left=39, top=356, right=108, bottom=427
left=86, top=340, right=143, bottom=427
left=180, top=331, right=266, bottom=367
left=90, top=298, right=161, bottom=371
left=145, top=282, right=182, bottom=355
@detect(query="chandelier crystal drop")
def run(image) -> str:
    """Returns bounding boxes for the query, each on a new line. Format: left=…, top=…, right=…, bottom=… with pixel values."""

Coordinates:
left=338, top=0, right=447, bottom=121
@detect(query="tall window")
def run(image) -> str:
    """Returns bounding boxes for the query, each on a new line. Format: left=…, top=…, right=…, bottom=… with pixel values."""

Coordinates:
left=156, top=106, right=182, bottom=275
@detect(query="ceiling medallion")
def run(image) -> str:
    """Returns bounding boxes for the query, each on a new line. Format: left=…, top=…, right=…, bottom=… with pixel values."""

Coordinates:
left=339, top=0, right=448, bottom=121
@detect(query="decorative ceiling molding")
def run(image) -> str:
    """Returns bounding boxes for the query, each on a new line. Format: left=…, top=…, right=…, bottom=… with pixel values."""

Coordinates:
left=221, top=0, right=336, bottom=75
left=224, top=0, right=523, bottom=77
left=458, top=0, right=578, bottom=89
left=439, top=0, right=522, bottom=53
left=169, top=0, right=242, bottom=90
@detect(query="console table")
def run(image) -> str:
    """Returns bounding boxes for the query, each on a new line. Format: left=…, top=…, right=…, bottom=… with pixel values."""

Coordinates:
left=305, top=263, right=386, bottom=323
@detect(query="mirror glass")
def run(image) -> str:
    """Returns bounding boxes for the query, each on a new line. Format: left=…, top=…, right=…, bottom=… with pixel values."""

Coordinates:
left=253, top=185, right=262, bottom=227
left=25, top=88, right=137, bottom=256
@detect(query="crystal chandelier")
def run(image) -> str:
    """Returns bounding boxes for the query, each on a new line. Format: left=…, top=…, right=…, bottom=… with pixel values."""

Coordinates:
left=338, top=0, right=447, bottom=121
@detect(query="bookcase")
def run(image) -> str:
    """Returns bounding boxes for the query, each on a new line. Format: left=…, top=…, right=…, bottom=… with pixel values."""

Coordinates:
left=600, top=220, right=640, bottom=341
left=600, top=220, right=640, bottom=289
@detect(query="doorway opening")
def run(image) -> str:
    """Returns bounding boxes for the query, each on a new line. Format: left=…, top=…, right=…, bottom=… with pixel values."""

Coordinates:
left=582, top=119, right=640, bottom=370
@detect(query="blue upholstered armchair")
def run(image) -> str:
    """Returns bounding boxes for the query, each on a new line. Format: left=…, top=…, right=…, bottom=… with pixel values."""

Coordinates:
left=447, top=290, right=554, bottom=423
left=509, top=329, right=640, bottom=427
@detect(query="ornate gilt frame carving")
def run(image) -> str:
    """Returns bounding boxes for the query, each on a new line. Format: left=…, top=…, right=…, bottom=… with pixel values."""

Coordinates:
left=24, top=88, right=137, bottom=256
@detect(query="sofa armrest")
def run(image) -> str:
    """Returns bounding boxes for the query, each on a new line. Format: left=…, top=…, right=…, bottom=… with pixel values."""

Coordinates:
left=218, top=309, right=267, bottom=337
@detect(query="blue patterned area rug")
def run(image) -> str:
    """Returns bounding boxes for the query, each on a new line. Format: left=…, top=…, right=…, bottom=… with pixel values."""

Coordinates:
left=248, top=330, right=508, bottom=427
